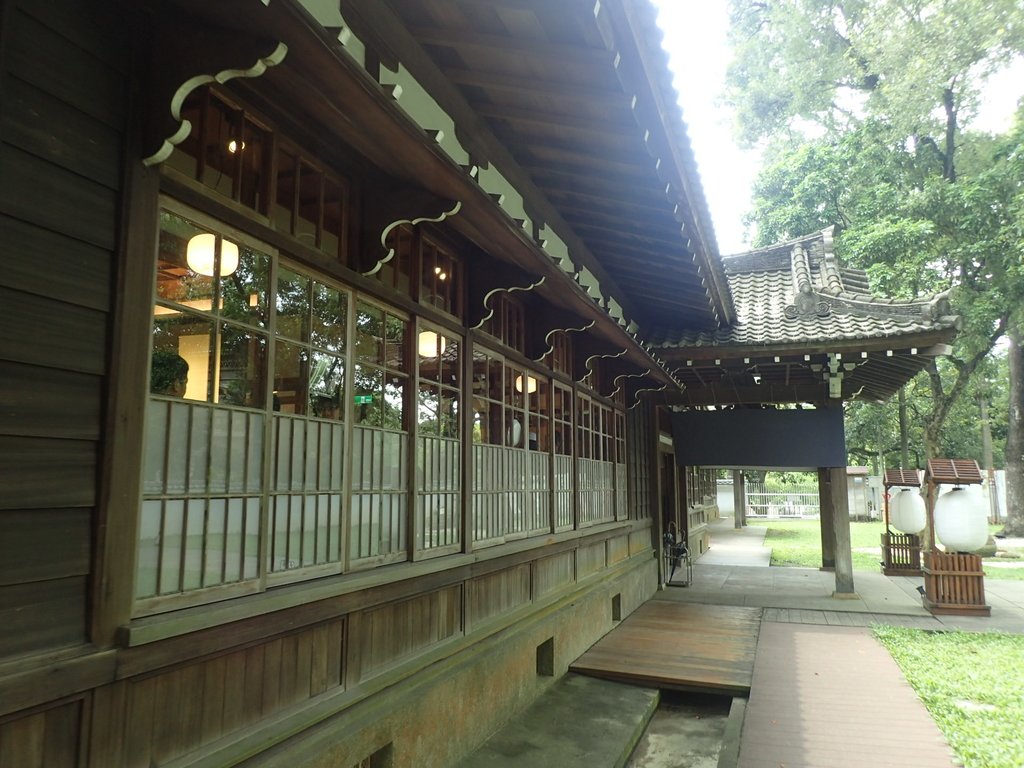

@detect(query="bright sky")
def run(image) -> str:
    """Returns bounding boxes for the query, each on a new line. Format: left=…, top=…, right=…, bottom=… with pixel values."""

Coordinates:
left=652, top=1, right=1024, bottom=257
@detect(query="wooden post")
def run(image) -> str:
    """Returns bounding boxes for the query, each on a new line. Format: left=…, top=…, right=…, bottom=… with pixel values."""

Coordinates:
left=830, top=466, right=855, bottom=595
left=817, top=467, right=835, bottom=570
left=732, top=470, right=744, bottom=529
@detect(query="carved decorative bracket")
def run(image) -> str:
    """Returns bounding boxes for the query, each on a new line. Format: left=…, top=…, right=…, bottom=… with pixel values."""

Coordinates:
left=361, top=182, right=461, bottom=275
left=628, top=382, right=668, bottom=410
left=469, top=278, right=546, bottom=331
left=579, top=348, right=628, bottom=391
left=142, top=11, right=287, bottom=166
left=533, top=319, right=596, bottom=363
left=611, top=368, right=654, bottom=401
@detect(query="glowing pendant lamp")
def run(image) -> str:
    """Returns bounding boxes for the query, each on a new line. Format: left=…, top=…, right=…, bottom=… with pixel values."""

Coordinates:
left=187, top=233, right=239, bottom=277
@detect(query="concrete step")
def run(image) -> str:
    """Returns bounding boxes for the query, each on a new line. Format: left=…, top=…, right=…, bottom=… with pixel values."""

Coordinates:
left=456, top=674, right=659, bottom=768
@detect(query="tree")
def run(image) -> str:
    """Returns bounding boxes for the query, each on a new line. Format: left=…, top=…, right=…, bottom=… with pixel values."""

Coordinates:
left=726, top=0, right=1024, bottom=472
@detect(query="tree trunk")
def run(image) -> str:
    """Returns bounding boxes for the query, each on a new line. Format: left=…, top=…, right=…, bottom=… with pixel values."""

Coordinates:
left=1002, top=322, right=1024, bottom=535
left=898, top=387, right=909, bottom=467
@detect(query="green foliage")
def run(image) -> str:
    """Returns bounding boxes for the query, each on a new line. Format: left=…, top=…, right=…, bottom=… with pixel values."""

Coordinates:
left=727, top=0, right=1024, bottom=460
left=873, top=627, right=1024, bottom=768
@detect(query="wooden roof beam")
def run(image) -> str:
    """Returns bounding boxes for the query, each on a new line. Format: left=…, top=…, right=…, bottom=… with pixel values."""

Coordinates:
left=443, top=66, right=626, bottom=105
left=411, top=26, right=616, bottom=67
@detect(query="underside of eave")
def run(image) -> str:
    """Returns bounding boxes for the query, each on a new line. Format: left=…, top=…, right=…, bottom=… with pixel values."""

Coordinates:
left=380, top=0, right=730, bottom=334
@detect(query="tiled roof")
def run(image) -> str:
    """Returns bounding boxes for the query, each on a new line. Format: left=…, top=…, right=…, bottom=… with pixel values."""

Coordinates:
left=649, top=228, right=959, bottom=349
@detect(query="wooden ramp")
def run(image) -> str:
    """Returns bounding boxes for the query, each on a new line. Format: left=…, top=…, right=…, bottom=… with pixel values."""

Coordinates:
left=569, top=601, right=762, bottom=696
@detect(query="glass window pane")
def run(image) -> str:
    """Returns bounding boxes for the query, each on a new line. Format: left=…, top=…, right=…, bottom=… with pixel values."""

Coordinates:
left=440, top=390, right=460, bottom=439
left=418, top=382, right=440, bottom=435
left=152, top=310, right=215, bottom=401
left=383, top=375, right=405, bottom=430
left=219, top=244, right=270, bottom=328
left=200, top=98, right=239, bottom=198
left=216, top=325, right=267, bottom=408
left=156, top=211, right=215, bottom=308
left=274, top=339, right=309, bottom=415
left=322, top=177, right=344, bottom=259
left=354, top=364, right=382, bottom=426
left=238, top=118, right=269, bottom=212
left=311, top=282, right=346, bottom=353
left=356, top=303, right=383, bottom=365
left=310, top=351, right=344, bottom=420
left=441, top=336, right=461, bottom=388
left=274, top=148, right=296, bottom=233
left=275, top=268, right=311, bottom=342
left=296, top=161, right=320, bottom=246
left=385, top=314, right=407, bottom=373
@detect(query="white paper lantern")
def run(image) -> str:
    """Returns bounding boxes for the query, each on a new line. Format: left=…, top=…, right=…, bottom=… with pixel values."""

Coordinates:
left=933, top=486, right=988, bottom=553
left=890, top=487, right=926, bottom=535
left=187, top=233, right=239, bottom=277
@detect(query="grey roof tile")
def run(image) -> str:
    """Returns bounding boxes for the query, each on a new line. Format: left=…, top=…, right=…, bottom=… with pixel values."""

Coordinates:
left=650, top=229, right=958, bottom=349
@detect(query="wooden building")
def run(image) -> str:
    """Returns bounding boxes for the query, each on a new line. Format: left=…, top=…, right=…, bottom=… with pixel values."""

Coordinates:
left=0, top=1, right=956, bottom=766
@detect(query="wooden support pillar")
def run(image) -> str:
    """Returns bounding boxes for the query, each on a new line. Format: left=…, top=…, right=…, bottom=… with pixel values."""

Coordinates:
left=817, top=467, right=835, bottom=570
left=829, top=466, right=855, bottom=595
left=732, top=470, right=745, bottom=529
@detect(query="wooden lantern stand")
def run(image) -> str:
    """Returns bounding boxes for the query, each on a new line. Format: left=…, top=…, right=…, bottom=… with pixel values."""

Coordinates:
left=921, top=459, right=991, bottom=616
left=880, top=468, right=923, bottom=576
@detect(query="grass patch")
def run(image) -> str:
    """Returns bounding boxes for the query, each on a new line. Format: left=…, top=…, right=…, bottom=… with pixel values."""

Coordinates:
left=873, top=626, right=1024, bottom=768
left=747, top=519, right=1024, bottom=577
left=748, top=519, right=885, bottom=570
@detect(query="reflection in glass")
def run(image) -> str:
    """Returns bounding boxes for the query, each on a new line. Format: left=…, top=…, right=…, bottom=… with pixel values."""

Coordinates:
left=151, top=310, right=215, bottom=401
left=275, top=268, right=311, bottom=341
left=217, top=326, right=267, bottom=408
left=311, top=282, right=346, bottom=353
left=356, top=303, right=383, bottom=364
left=220, top=245, right=270, bottom=327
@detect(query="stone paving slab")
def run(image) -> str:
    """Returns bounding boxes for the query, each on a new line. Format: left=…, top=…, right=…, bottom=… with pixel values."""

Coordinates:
left=456, top=674, right=658, bottom=768
left=738, top=623, right=958, bottom=768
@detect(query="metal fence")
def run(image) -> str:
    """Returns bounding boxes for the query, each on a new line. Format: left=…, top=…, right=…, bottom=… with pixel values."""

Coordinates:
left=745, top=480, right=820, bottom=519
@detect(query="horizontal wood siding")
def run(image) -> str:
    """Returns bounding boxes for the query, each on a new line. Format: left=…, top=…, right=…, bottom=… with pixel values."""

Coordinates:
left=0, top=0, right=127, bottom=663
left=0, top=698, right=83, bottom=768
left=91, top=620, right=344, bottom=767
left=467, top=564, right=531, bottom=629
left=349, top=586, right=462, bottom=684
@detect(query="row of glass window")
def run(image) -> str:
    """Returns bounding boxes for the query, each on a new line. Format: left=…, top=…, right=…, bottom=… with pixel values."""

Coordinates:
left=139, top=201, right=630, bottom=614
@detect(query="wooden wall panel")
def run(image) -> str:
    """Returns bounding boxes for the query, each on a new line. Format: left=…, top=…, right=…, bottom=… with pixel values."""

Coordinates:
left=607, top=533, right=629, bottom=565
left=0, top=362, right=103, bottom=441
left=0, top=577, right=87, bottom=657
left=0, top=213, right=112, bottom=312
left=5, top=6, right=126, bottom=129
left=350, top=586, right=462, bottom=683
left=576, top=541, right=606, bottom=580
left=0, top=699, right=83, bottom=768
left=629, top=527, right=652, bottom=556
left=466, top=564, right=531, bottom=629
left=0, top=508, right=90, bottom=585
left=533, top=551, right=574, bottom=599
left=108, top=620, right=344, bottom=768
left=0, top=436, right=97, bottom=510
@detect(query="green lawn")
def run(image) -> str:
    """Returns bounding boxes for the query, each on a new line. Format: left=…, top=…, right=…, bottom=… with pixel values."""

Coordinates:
left=873, top=627, right=1024, bottom=768
left=747, top=519, right=1024, bottom=579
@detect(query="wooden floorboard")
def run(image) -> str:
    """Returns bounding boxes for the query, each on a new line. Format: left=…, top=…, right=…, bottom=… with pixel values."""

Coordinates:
left=569, top=601, right=762, bottom=696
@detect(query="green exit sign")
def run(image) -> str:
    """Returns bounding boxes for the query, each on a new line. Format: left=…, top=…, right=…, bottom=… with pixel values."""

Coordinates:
left=354, top=394, right=374, bottom=404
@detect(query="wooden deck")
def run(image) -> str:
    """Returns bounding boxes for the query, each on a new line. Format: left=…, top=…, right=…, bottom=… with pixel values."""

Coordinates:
left=569, top=600, right=762, bottom=696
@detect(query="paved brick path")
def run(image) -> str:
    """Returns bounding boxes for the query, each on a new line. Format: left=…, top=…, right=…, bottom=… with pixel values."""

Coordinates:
left=738, top=623, right=958, bottom=768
